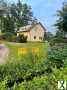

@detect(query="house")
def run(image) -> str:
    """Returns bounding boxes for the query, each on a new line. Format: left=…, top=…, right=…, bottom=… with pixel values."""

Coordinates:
left=17, top=22, right=46, bottom=42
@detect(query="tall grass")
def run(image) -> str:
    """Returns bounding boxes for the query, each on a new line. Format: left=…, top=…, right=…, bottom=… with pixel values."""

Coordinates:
left=5, top=42, right=49, bottom=65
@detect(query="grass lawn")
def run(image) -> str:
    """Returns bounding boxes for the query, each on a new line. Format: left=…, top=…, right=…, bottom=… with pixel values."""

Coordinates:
left=5, top=42, right=49, bottom=65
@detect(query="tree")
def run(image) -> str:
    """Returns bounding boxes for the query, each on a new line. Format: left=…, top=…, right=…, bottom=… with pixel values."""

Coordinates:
left=3, top=15, right=15, bottom=33
left=10, top=0, right=33, bottom=30
left=45, top=32, right=54, bottom=41
left=0, top=0, right=7, bottom=32
left=0, top=0, right=33, bottom=33
left=55, top=2, right=67, bottom=32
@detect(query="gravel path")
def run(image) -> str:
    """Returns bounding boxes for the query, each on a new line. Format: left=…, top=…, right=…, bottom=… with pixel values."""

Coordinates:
left=0, top=44, right=9, bottom=64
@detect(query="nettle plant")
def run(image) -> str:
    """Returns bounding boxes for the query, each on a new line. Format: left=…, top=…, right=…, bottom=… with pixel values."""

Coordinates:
left=47, top=44, right=67, bottom=69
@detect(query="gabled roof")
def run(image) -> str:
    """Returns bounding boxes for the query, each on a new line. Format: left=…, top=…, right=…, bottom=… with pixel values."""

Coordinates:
left=17, top=25, right=32, bottom=32
left=38, top=22, right=46, bottom=31
left=17, top=22, right=46, bottom=32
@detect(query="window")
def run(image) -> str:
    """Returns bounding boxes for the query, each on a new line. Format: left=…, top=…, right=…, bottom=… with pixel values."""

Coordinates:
left=39, top=37, right=42, bottom=40
left=34, top=36, right=36, bottom=39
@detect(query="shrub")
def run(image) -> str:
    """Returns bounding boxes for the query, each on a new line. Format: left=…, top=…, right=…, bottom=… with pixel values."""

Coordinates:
left=47, top=43, right=67, bottom=69
left=17, top=34, right=27, bottom=43
left=50, top=37, right=67, bottom=46
left=2, top=32, right=16, bottom=42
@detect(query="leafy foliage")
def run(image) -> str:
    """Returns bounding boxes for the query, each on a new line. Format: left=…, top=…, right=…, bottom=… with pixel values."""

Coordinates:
left=3, top=16, right=15, bottom=33
left=17, top=34, right=27, bottom=43
left=10, top=1, right=33, bottom=28
left=2, top=32, right=16, bottom=41
left=55, top=2, right=67, bottom=32
left=47, top=43, right=67, bottom=69
left=45, top=32, right=54, bottom=41
left=0, top=43, right=67, bottom=89
left=49, top=37, right=67, bottom=46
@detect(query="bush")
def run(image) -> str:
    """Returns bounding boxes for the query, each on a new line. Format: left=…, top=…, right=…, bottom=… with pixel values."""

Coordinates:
left=50, top=37, right=67, bottom=46
left=17, top=34, right=27, bottom=43
left=2, top=32, right=16, bottom=42
left=46, top=43, right=67, bottom=69
left=1, top=67, right=67, bottom=90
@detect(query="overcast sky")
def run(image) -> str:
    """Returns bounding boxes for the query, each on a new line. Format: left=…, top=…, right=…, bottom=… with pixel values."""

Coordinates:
left=9, top=0, right=65, bottom=34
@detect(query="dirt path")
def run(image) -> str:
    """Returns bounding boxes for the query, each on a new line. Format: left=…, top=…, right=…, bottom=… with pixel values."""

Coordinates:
left=0, top=44, right=9, bottom=64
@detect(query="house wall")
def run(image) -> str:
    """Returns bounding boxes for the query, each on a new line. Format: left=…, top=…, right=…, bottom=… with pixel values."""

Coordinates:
left=29, top=24, right=45, bottom=41
left=17, top=24, right=45, bottom=42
